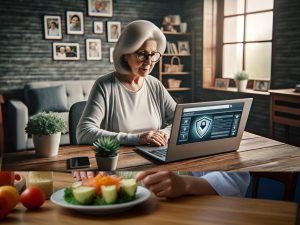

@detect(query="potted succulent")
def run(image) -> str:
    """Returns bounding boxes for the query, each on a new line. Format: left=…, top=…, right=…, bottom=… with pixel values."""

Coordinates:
left=25, top=112, right=66, bottom=157
left=234, top=71, right=249, bottom=92
left=93, top=137, right=120, bottom=171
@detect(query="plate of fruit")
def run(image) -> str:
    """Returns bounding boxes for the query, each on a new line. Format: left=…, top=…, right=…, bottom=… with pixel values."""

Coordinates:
left=50, top=174, right=151, bottom=214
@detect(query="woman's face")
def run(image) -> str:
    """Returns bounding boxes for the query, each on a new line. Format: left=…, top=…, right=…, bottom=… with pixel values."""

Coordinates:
left=125, top=40, right=158, bottom=77
left=71, top=16, right=79, bottom=27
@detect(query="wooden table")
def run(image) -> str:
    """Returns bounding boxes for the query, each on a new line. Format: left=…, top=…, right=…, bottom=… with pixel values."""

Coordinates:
left=3, top=132, right=300, bottom=171
left=5, top=172, right=298, bottom=225
left=269, top=89, right=300, bottom=140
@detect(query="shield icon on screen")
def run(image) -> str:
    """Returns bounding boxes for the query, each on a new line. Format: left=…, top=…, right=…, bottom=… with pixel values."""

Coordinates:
left=195, top=117, right=212, bottom=138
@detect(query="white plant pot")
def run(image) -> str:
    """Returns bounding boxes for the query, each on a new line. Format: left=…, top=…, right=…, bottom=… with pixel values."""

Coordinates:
left=33, top=132, right=61, bottom=157
left=96, top=155, right=119, bottom=171
left=235, top=80, right=248, bottom=92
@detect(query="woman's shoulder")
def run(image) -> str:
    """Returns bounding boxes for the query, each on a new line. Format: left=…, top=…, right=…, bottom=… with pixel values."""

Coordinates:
left=145, top=75, right=162, bottom=86
left=95, top=72, right=116, bottom=85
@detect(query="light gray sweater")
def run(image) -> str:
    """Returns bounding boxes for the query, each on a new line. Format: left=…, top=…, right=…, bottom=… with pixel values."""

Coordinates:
left=76, top=72, right=176, bottom=145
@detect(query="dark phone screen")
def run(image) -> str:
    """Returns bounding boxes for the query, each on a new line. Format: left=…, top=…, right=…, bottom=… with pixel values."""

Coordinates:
left=67, top=157, right=90, bottom=169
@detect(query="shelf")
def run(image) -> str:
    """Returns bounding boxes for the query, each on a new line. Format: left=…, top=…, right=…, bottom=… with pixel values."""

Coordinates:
left=166, top=87, right=192, bottom=91
left=162, top=72, right=191, bottom=75
left=163, top=54, right=191, bottom=57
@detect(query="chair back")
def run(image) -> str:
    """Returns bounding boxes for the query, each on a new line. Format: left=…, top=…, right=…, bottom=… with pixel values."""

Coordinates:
left=68, top=101, right=86, bottom=145
left=250, top=172, right=298, bottom=201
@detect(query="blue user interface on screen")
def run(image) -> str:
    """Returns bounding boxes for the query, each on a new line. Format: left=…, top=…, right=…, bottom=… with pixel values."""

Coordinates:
left=176, top=102, right=244, bottom=145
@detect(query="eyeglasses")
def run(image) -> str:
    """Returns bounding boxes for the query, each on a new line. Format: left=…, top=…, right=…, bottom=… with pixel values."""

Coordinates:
left=135, top=51, right=161, bottom=62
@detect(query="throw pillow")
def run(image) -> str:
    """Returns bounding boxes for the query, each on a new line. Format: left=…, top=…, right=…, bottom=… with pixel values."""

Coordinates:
left=26, top=85, right=68, bottom=115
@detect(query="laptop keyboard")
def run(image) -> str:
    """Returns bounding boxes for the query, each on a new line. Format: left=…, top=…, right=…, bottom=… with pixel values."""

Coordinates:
left=149, top=148, right=167, bottom=158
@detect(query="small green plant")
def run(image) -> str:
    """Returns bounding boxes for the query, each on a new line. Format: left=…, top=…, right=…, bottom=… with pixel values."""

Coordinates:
left=234, top=71, right=249, bottom=80
left=93, top=137, right=120, bottom=157
left=25, top=112, right=66, bottom=136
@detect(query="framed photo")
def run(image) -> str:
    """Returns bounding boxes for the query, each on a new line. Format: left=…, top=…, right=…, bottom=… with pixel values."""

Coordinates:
left=109, top=47, right=114, bottom=63
left=253, top=80, right=270, bottom=91
left=53, top=43, right=80, bottom=60
left=215, top=78, right=229, bottom=88
left=178, top=41, right=190, bottom=54
left=107, top=21, right=121, bottom=42
left=94, top=21, right=103, bottom=34
left=88, top=0, right=113, bottom=17
left=86, top=39, right=102, bottom=60
left=66, top=11, right=84, bottom=35
left=44, top=15, right=62, bottom=40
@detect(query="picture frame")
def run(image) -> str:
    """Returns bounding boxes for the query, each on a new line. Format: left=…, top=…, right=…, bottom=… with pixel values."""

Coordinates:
left=44, top=15, right=62, bottom=40
left=94, top=21, right=104, bottom=34
left=109, top=47, right=114, bottom=63
left=253, top=80, right=270, bottom=91
left=66, top=11, right=84, bottom=35
left=107, top=21, right=121, bottom=42
left=215, top=78, right=229, bottom=88
left=53, top=43, right=80, bottom=60
left=88, top=0, right=113, bottom=17
left=178, top=41, right=190, bottom=54
left=86, top=39, right=102, bottom=60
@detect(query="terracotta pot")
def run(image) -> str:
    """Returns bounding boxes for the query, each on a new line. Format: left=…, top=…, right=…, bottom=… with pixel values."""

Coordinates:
left=235, top=80, right=248, bottom=92
left=95, top=154, right=119, bottom=171
left=33, top=132, right=61, bottom=157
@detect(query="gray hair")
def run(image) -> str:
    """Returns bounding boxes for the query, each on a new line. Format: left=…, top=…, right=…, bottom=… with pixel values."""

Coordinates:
left=113, top=20, right=166, bottom=75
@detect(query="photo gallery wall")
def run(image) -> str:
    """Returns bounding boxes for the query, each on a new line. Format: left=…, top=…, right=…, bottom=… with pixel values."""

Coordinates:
left=44, top=0, right=117, bottom=62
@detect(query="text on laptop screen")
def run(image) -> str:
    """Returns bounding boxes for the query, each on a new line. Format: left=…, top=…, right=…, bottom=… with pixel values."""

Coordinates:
left=176, top=102, right=244, bottom=145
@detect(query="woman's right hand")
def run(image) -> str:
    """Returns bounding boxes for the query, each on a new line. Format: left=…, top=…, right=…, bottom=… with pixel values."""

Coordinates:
left=139, top=131, right=168, bottom=146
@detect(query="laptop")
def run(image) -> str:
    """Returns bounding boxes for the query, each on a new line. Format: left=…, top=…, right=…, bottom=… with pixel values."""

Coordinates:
left=135, top=98, right=253, bottom=163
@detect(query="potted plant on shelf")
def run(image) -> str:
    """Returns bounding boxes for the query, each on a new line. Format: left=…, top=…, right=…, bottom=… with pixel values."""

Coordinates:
left=25, top=112, right=66, bottom=157
left=234, top=71, right=249, bottom=92
left=93, top=136, right=120, bottom=171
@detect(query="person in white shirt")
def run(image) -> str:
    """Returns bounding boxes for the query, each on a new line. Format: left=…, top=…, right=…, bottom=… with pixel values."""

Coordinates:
left=48, top=20, right=59, bottom=36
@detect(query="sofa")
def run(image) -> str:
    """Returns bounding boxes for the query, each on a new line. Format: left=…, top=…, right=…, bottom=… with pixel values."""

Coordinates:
left=6, top=80, right=95, bottom=152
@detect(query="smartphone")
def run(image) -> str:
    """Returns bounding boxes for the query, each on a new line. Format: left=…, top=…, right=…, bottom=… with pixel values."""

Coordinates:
left=67, top=157, right=90, bottom=170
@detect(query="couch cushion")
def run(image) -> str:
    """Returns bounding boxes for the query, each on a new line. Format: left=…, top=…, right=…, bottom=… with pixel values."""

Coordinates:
left=26, top=85, right=68, bottom=115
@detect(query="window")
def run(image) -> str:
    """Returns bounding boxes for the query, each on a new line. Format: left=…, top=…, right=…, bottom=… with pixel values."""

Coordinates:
left=222, top=0, right=274, bottom=80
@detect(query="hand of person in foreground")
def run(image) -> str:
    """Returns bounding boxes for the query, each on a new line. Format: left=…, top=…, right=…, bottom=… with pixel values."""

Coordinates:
left=72, top=171, right=107, bottom=181
left=135, top=171, right=217, bottom=198
left=139, top=131, right=168, bottom=146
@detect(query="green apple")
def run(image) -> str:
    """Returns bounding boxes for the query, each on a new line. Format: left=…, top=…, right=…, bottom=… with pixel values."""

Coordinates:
left=72, top=186, right=96, bottom=204
left=121, top=179, right=137, bottom=197
left=101, top=185, right=117, bottom=204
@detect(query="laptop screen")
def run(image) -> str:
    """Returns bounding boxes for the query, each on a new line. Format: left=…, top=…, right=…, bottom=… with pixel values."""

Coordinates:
left=176, top=102, right=244, bottom=145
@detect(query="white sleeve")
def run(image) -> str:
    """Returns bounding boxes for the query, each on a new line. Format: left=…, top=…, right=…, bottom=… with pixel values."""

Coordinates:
left=192, top=172, right=250, bottom=197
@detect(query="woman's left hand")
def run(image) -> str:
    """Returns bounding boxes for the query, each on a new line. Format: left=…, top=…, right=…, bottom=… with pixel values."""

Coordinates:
left=135, top=171, right=187, bottom=198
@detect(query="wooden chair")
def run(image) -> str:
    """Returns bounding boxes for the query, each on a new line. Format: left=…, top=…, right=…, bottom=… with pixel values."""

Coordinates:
left=250, top=172, right=298, bottom=201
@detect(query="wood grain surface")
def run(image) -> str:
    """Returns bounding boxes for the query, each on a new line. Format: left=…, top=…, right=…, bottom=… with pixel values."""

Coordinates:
left=2, top=132, right=300, bottom=171
left=3, top=172, right=298, bottom=225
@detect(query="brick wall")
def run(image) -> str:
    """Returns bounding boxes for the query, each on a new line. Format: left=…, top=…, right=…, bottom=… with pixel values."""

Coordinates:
left=0, top=0, right=182, bottom=92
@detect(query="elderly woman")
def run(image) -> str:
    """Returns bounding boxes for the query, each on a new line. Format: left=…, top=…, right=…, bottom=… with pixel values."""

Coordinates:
left=77, top=20, right=175, bottom=146
left=75, top=20, right=250, bottom=199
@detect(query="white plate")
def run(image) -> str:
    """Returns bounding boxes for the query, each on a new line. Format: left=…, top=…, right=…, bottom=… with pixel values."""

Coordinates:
left=50, top=186, right=151, bottom=215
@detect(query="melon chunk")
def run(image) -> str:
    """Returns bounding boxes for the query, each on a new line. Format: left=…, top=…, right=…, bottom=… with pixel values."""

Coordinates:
left=121, top=179, right=137, bottom=197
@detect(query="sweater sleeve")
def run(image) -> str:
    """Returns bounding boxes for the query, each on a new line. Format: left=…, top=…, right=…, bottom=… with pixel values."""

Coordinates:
left=76, top=77, right=140, bottom=145
left=192, top=172, right=250, bottom=197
